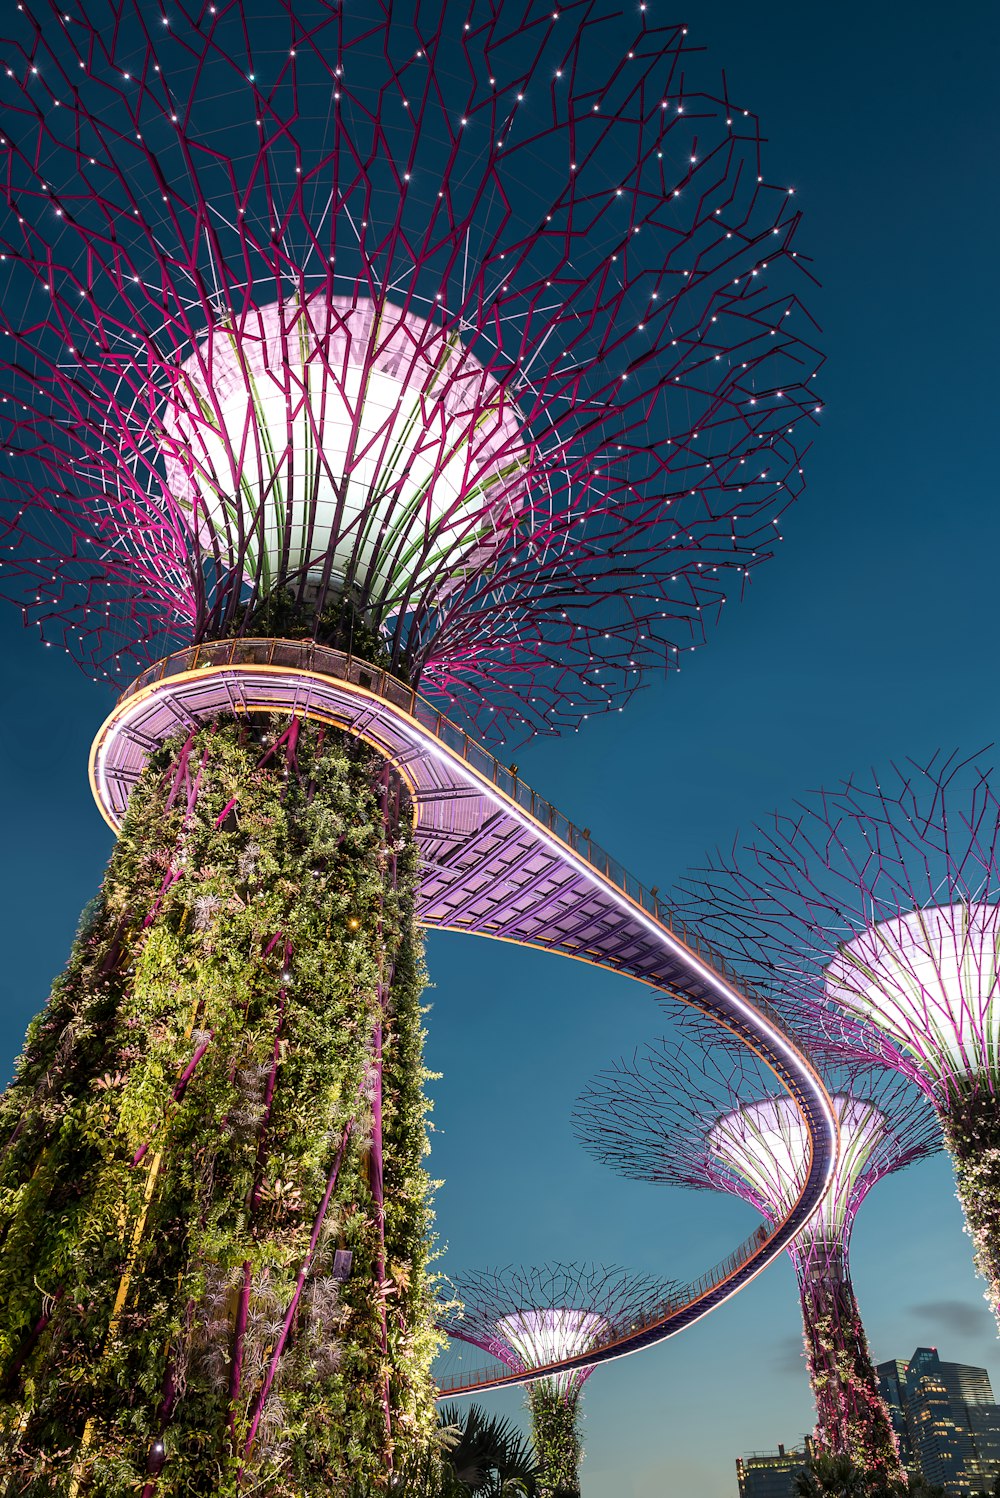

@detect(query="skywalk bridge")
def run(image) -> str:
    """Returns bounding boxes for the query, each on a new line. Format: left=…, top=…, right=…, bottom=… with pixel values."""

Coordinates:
left=89, top=638, right=837, bottom=1394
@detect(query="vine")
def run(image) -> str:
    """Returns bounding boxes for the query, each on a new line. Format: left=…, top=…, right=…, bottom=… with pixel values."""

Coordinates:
left=0, top=715, right=440, bottom=1494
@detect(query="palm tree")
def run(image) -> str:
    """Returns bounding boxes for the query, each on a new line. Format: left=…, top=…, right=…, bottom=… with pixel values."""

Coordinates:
left=350, top=1403, right=540, bottom=1497
left=438, top=1402, right=539, bottom=1495
left=795, top=1454, right=878, bottom=1498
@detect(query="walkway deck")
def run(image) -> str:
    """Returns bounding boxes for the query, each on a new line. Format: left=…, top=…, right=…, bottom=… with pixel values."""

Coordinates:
left=89, top=639, right=836, bottom=1393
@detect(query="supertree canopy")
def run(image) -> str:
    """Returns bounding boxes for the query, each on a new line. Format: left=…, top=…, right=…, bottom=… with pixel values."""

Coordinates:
left=574, top=1036, right=941, bottom=1476
left=0, top=0, right=824, bottom=1491
left=438, top=1262, right=673, bottom=1495
left=674, top=752, right=1000, bottom=1330
left=0, top=0, right=822, bottom=743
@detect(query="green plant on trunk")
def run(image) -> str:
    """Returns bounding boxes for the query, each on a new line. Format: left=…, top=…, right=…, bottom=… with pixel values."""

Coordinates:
left=347, top=1401, right=540, bottom=1497
left=941, top=1091, right=1000, bottom=1324
left=526, top=1383, right=582, bottom=1498
left=0, top=714, right=440, bottom=1494
left=796, top=1258, right=904, bottom=1482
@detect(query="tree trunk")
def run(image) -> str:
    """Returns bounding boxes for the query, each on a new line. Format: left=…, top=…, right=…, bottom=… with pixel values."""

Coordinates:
left=794, top=1243, right=903, bottom=1482
left=942, top=1089, right=1000, bottom=1331
left=527, top=1381, right=584, bottom=1497
left=0, top=715, right=439, bottom=1495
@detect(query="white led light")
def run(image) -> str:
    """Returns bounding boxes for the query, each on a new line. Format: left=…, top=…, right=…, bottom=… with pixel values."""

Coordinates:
left=711, top=1093, right=888, bottom=1245
left=498, top=1308, right=609, bottom=1395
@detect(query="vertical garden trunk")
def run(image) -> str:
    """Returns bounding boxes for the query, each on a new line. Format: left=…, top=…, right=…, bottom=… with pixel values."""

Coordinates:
left=0, top=715, right=440, bottom=1495
left=941, top=1090, right=1000, bottom=1330
left=794, top=1247, right=902, bottom=1481
left=527, top=1381, right=583, bottom=1497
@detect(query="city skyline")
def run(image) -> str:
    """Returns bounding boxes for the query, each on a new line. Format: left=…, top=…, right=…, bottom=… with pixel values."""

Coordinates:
left=0, top=0, right=996, bottom=1494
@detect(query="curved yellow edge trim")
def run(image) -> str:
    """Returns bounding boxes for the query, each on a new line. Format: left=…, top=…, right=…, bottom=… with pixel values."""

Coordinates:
left=88, top=662, right=423, bottom=833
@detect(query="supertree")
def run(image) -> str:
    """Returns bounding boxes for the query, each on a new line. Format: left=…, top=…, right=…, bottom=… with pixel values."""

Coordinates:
left=574, top=1036, right=941, bottom=1477
left=0, top=1, right=822, bottom=735
left=437, top=1262, right=673, bottom=1495
left=673, top=752, right=1000, bottom=1335
left=0, top=0, right=823, bottom=1490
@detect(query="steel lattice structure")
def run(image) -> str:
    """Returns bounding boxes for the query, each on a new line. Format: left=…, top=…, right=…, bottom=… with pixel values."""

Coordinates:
left=438, top=1263, right=673, bottom=1491
left=438, top=1262, right=674, bottom=1391
left=574, top=1034, right=940, bottom=1475
left=0, top=0, right=837, bottom=1480
left=0, top=0, right=821, bottom=744
left=674, top=752, right=1000, bottom=1326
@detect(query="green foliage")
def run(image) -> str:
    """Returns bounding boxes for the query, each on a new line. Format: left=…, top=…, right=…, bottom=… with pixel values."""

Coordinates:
left=437, top=1401, right=538, bottom=1495
left=349, top=1402, right=540, bottom=1498
left=0, top=715, right=440, bottom=1493
left=795, top=1455, right=876, bottom=1498
left=794, top=1454, right=945, bottom=1498
left=232, top=588, right=404, bottom=677
left=941, top=1092, right=1000, bottom=1325
left=525, top=1384, right=581, bottom=1498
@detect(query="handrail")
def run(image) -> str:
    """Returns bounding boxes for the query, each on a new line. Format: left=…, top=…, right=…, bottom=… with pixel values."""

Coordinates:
left=436, top=1223, right=771, bottom=1393
left=119, top=638, right=790, bottom=1042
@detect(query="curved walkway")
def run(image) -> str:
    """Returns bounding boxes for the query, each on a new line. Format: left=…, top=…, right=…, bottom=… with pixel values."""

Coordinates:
left=89, top=638, right=837, bottom=1394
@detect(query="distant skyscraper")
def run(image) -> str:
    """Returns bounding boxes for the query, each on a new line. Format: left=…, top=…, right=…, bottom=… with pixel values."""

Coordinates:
left=938, top=1361, right=996, bottom=1411
left=736, top=1443, right=812, bottom=1498
left=877, top=1349, right=1000, bottom=1495
left=878, top=1359, right=920, bottom=1475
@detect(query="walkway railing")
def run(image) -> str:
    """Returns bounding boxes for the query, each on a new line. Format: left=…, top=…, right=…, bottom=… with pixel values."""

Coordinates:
left=121, top=637, right=786, bottom=1033
left=437, top=1223, right=772, bottom=1393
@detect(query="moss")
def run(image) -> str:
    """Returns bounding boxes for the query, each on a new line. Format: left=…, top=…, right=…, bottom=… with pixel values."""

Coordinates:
left=0, top=715, right=440, bottom=1494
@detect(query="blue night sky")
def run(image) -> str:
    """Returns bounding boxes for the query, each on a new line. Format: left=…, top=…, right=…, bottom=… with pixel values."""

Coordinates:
left=0, top=2, right=999, bottom=1494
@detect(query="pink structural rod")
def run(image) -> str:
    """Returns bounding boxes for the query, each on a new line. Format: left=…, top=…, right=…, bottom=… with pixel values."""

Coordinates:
left=240, top=1091, right=362, bottom=1468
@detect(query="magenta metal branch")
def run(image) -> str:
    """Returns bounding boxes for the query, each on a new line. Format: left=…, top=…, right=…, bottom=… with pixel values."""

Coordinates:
left=130, top=1031, right=215, bottom=1169
left=672, top=753, right=1000, bottom=1323
left=674, top=752, right=1000, bottom=1109
left=369, top=762, right=399, bottom=1454
left=144, top=738, right=214, bottom=929
left=0, top=0, right=822, bottom=746
left=0, top=1288, right=64, bottom=1399
left=370, top=1016, right=391, bottom=1452
left=438, top=1263, right=676, bottom=1397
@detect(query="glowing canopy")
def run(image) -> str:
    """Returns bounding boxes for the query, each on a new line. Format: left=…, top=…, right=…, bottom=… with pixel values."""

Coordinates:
left=497, top=1307, right=610, bottom=1398
left=709, top=1094, right=890, bottom=1246
left=825, top=903, right=1000, bottom=1086
left=159, top=293, right=529, bottom=609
